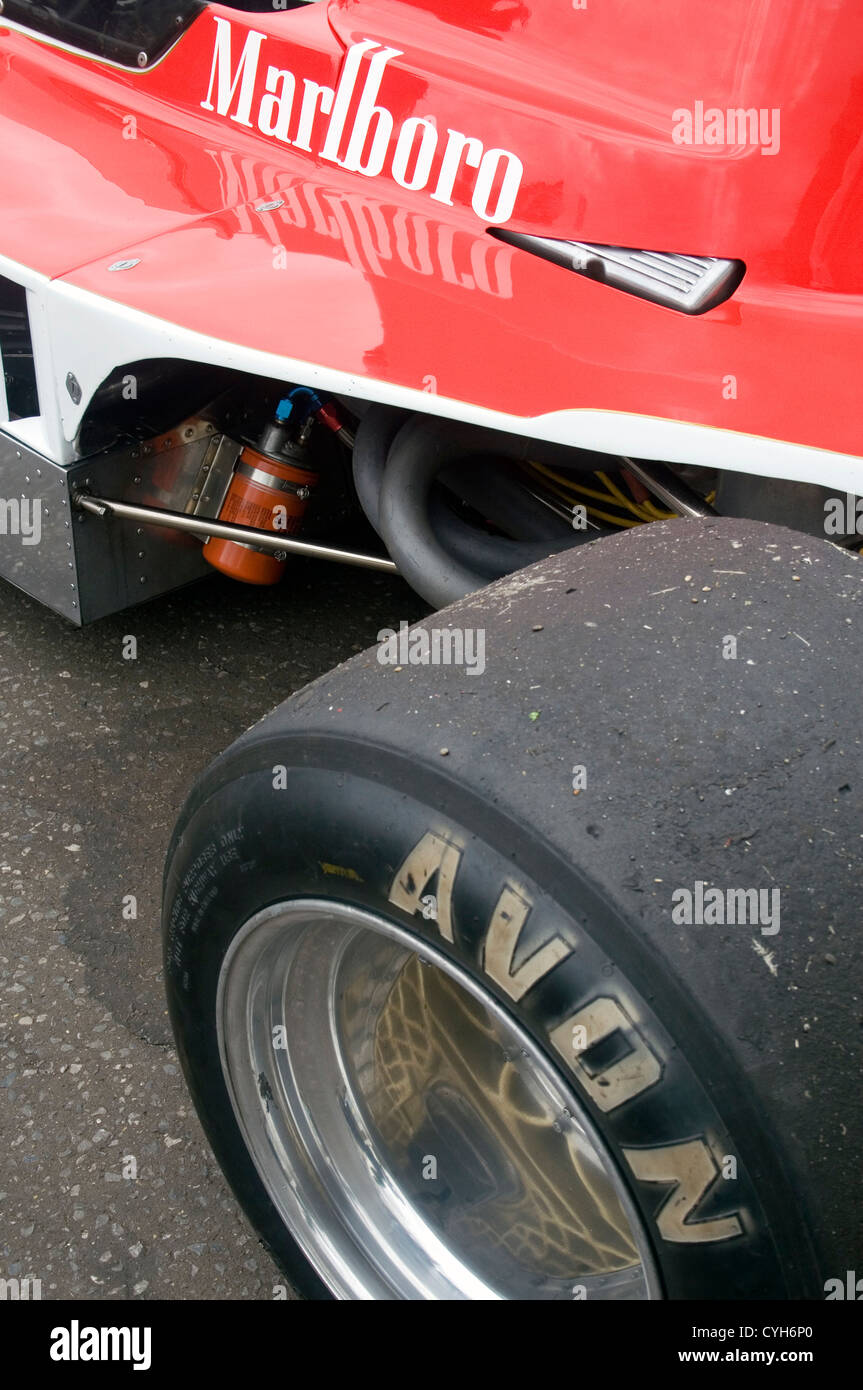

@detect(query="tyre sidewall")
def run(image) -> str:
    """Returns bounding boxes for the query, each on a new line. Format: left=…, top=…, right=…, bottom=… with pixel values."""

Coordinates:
left=164, top=746, right=822, bottom=1301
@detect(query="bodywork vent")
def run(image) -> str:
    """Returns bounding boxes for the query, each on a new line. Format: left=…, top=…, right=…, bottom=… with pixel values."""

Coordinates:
left=0, top=276, right=39, bottom=420
left=489, top=231, right=744, bottom=315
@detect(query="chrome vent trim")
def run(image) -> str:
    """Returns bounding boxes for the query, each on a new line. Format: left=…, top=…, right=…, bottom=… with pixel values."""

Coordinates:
left=489, top=231, right=744, bottom=315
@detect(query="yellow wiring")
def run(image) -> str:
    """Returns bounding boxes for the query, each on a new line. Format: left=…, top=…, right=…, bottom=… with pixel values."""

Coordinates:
left=531, top=460, right=601, bottom=495
left=564, top=474, right=655, bottom=524
left=595, top=471, right=659, bottom=522
left=533, top=480, right=634, bottom=527
left=524, top=458, right=710, bottom=529
left=522, top=457, right=723, bottom=534
left=536, top=470, right=629, bottom=509
left=641, top=499, right=676, bottom=521
left=528, top=472, right=646, bottom=528
left=558, top=489, right=641, bottom=527
left=595, top=470, right=640, bottom=509
left=527, top=461, right=651, bottom=522
left=581, top=507, right=642, bottom=529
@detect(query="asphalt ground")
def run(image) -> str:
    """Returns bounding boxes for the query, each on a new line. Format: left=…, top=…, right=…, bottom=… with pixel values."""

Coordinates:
left=0, top=558, right=423, bottom=1300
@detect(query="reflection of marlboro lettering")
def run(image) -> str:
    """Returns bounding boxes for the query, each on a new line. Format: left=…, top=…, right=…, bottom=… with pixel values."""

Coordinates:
left=210, top=151, right=515, bottom=298
left=201, top=18, right=524, bottom=223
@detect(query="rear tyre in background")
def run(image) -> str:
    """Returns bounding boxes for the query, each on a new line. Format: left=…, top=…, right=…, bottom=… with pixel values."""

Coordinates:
left=163, top=518, right=862, bottom=1300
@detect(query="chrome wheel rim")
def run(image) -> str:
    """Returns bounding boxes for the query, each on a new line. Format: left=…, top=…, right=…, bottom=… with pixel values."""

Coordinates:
left=217, top=899, right=660, bottom=1300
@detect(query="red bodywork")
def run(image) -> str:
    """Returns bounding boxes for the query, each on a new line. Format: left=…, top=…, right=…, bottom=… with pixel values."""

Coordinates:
left=2, top=0, right=863, bottom=463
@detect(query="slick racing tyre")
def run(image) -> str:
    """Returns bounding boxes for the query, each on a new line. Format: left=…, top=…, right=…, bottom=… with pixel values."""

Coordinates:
left=163, top=518, right=862, bottom=1300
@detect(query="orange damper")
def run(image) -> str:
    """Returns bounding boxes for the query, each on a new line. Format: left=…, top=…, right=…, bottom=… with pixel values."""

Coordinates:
left=203, top=445, right=317, bottom=585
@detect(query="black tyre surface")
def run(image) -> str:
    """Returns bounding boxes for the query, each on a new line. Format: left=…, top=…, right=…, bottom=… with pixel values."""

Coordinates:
left=164, top=518, right=863, bottom=1300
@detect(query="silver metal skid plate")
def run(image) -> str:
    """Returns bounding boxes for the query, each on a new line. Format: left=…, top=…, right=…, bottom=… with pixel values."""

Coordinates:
left=0, top=425, right=229, bottom=625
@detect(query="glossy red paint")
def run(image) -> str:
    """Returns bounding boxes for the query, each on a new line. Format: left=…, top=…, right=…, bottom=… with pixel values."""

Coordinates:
left=2, top=1, right=863, bottom=460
